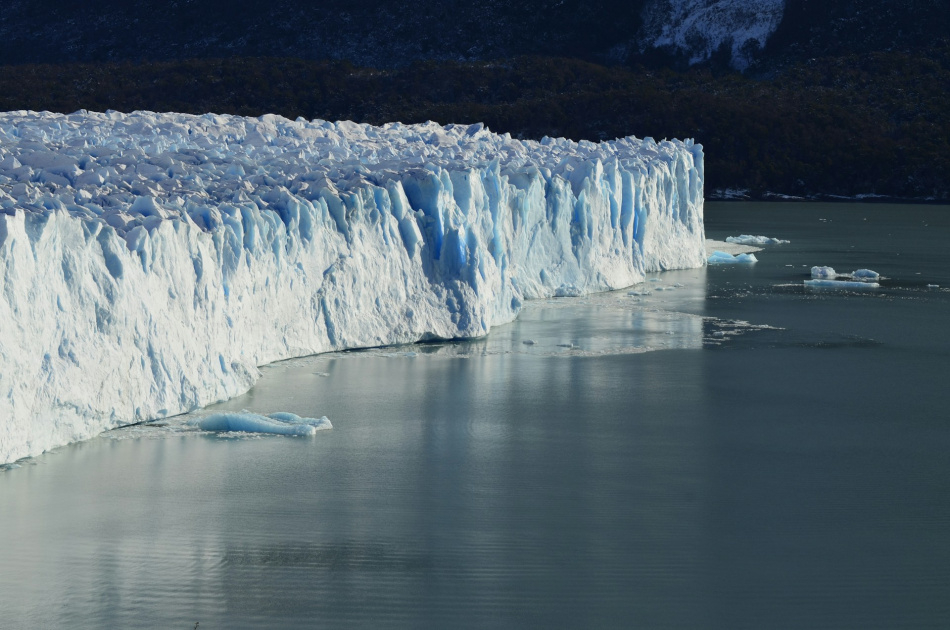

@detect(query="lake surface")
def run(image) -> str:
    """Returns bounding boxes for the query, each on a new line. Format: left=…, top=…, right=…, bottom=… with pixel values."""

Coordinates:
left=2, top=202, right=949, bottom=629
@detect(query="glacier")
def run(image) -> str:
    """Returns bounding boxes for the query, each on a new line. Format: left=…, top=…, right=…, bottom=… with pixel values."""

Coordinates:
left=0, top=110, right=705, bottom=464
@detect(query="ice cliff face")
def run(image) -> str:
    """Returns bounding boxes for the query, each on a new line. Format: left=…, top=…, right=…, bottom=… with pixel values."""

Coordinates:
left=0, top=110, right=705, bottom=464
left=640, top=0, right=785, bottom=69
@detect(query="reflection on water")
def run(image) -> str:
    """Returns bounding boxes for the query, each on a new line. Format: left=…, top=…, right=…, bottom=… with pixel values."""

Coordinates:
left=309, top=270, right=711, bottom=361
left=2, top=203, right=950, bottom=629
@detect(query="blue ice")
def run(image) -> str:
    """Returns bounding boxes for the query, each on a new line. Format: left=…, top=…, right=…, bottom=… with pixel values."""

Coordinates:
left=189, top=411, right=331, bottom=435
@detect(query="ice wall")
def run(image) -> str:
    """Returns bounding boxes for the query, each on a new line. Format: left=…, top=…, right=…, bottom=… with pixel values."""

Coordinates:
left=0, top=110, right=705, bottom=463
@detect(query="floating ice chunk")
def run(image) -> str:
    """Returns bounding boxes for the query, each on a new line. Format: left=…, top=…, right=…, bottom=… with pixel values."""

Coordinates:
left=804, top=279, right=880, bottom=290
left=811, top=266, right=837, bottom=278
left=188, top=412, right=321, bottom=435
left=708, top=250, right=757, bottom=264
left=851, top=269, right=880, bottom=281
left=522, top=339, right=537, bottom=345
left=267, top=412, right=332, bottom=430
left=726, top=235, right=790, bottom=245
left=927, top=284, right=940, bottom=289
left=627, top=290, right=651, bottom=296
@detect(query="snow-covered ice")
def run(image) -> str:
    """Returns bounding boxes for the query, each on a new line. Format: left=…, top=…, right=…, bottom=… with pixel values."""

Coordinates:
left=726, top=234, right=789, bottom=245
left=707, top=250, right=757, bottom=264
left=0, top=110, right=705, bottom=463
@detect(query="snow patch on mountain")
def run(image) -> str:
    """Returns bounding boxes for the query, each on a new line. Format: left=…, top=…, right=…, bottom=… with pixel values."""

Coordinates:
left=640, top=0, right=786, bottom=70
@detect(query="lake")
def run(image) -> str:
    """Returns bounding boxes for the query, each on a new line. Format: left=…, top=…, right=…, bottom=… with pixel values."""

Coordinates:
left=1, top=202, right=948, bottom=629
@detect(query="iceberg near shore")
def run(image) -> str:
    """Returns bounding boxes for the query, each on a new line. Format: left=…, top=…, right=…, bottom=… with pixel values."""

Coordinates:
left=0, top=110, right=706, bottom=463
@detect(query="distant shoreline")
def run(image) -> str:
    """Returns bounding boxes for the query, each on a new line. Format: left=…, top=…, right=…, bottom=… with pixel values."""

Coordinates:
left=706, top=192, right=950, bottom=205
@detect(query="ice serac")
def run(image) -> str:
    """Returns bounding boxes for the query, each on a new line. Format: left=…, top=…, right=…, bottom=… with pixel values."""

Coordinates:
left=0, top=110, right=706, bottom=463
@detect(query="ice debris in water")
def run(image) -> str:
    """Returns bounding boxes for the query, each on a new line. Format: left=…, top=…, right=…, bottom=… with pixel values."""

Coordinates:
left=812, top=267, right=881, bottom=282
left=554, top=284, right=584, bottom=298
left=267, top=412, right=333, bottom=430
left=726, top=235, right=789, bottom=245
left=851, top=269, right=880, bottom=281
left=0, top=109, right=706, bottom=465
left=708, top=250, right=757, bottom=264
left=804, top=279, right=879, bottom=290
left=188, top=411, right=331, bottom=435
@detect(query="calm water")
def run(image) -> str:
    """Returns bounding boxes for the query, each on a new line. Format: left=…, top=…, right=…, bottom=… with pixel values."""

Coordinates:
left=1, top=203, right=949, bottom=629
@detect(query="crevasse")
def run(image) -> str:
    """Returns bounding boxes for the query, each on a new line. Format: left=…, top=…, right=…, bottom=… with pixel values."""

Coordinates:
left=0, top=110, right=706, bottom=464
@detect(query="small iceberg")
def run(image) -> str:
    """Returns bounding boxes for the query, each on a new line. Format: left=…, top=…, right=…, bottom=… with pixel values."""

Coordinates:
left=804, top=279, right=880, bottom=290
left=708, top=250, right=758, bottom=264
left=188, top=411, right=332, bottom=435
left=266, top=412, right=333, bottom=430
left=811, top=266, right=837, bottom=278
left=851, top=269, right=880, bottom=281
left=812, top=267, right=881, bottom=282
left=726, top=235, right=790, bottom=245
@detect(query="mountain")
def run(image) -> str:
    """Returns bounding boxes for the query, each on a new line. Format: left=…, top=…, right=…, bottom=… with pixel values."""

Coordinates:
left=1, top=1, right=947, bottom=200
left=0, top=1, right=946, bottom=71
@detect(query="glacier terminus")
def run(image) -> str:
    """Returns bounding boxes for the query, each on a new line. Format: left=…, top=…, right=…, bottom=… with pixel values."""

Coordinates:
left=0, top=110, right=706, bottom=464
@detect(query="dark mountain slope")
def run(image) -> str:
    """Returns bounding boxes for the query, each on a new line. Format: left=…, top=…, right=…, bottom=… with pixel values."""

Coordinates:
left=0, top=0, right=947, bottom=70
left=767, top=0, right=950, bottom=61
left=0, top=0, right=646, bottom=67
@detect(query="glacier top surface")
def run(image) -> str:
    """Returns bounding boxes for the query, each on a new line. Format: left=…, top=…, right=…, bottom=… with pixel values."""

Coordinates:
left=0, top=109, right=696, bottom=237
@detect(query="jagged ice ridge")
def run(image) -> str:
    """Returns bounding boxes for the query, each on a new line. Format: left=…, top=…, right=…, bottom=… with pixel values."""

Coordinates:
left=0, top=110, right=706, bottom=464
